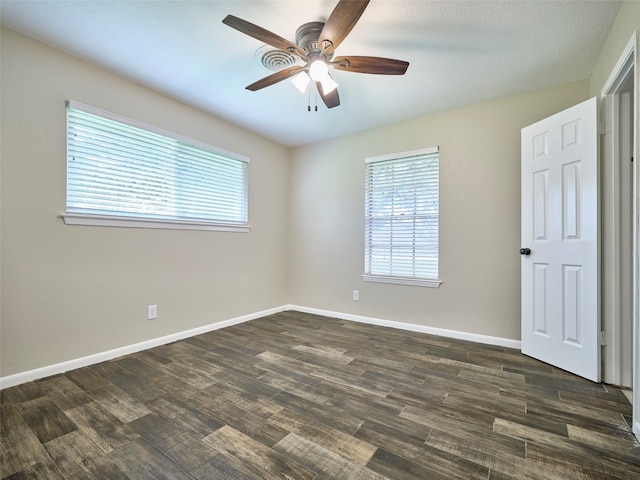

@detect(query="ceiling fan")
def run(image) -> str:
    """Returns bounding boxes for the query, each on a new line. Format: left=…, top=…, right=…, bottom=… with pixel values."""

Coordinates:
left=222, top=0, right=409, bottom=109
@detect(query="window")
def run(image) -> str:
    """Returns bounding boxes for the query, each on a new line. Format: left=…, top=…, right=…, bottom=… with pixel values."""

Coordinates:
left=62, top=101, right=249, bottom=232
left=364, top=147, right=440, bottom=287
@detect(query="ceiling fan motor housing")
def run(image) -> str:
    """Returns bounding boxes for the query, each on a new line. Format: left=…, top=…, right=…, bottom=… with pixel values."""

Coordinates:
left=296, top=22, right=333, bottom=60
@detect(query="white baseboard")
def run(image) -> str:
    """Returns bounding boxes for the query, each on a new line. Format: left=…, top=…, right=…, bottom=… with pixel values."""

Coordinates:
left=285, top=304, right=522, bottom=350
left=1, top=304, right=521, bottom=390
left=0, top=305, right=287, bottom=390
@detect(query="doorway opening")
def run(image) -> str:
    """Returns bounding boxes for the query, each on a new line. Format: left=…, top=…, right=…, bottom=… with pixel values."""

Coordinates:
left=601, top=31, right=637, bottom=441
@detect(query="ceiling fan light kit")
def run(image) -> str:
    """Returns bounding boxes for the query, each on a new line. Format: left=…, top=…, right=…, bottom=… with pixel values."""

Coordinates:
left=222, top=0, right=409, bottom=110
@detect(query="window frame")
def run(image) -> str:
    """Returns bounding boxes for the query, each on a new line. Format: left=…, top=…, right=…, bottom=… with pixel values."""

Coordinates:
left=61, top=101, right=250, bottom=232
left=363, top=146, right=441, bottom=288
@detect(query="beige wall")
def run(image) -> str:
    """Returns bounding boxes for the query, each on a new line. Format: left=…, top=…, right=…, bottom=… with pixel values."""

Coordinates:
left=288, top=80, right=590, bottom=341
left=3, top=3, right=636, bottom=379
left=0, top=28, right=291, bottom=377
left=286, top=1, right=639, bottom=345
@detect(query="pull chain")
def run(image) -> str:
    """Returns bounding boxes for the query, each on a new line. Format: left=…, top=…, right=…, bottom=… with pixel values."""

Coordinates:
left=306, top=85, right=320, bottom=112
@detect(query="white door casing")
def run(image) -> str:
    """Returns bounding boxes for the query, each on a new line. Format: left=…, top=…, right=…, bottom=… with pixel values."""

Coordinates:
left=521, top=97, right=600, bottom=382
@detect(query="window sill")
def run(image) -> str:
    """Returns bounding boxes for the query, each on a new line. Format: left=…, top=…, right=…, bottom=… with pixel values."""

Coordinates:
left=362, top=274, right=442, bottom=288
left=60, top=213, right=251, bottom=233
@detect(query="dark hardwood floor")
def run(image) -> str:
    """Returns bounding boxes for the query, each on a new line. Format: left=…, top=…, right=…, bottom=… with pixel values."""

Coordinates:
left=2, top=310, right=639, bottom=479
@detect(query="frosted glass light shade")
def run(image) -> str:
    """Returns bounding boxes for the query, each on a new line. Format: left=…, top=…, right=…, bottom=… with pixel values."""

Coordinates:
left=319, top=75, right=338, bottom=94
left=309, top=60, right=329, bottom=81
left=292, top=72, right=311, bottom=93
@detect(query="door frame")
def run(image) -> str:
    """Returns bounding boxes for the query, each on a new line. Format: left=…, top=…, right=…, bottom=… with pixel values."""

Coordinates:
left=600, top=31, right=638, bottom=441
left=602, top=35, right=635, bottom=387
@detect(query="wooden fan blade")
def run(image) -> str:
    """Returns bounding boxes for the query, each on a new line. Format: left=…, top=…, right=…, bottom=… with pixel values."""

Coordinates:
left=246, top=66, right=305, bottom=91
left=318, top=0, right=370, bottom=55
left=332, top=56, right=409, bottom=75
left=223, top=15, right=306, bottom=57
left=316, top=81, right=340, bottom=109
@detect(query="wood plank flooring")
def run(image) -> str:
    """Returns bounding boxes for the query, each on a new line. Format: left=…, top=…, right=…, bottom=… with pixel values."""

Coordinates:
left=2, top=310, right=639, bottom=479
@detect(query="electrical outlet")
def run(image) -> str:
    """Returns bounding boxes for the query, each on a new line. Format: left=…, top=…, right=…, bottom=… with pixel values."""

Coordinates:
left=147, top=305, right=157, bottom=320
left=353, top=290, right=359, bottom=301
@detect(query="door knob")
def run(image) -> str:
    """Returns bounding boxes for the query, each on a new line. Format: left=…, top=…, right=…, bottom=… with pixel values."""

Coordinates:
left=519, top=248, right=531, bottom=256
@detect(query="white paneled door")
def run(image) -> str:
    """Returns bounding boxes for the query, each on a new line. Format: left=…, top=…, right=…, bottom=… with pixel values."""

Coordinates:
left=521, top=97, right=599, bottom=382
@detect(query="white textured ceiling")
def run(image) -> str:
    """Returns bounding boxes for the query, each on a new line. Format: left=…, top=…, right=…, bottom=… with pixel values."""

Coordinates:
left=0, top=0, right=621, bottom=147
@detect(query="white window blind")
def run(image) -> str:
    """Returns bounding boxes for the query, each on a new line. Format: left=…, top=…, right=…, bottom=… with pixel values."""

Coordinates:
left=64, top=101, right=249, bottom=231
left=364, top=147, right=439, bottom=286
